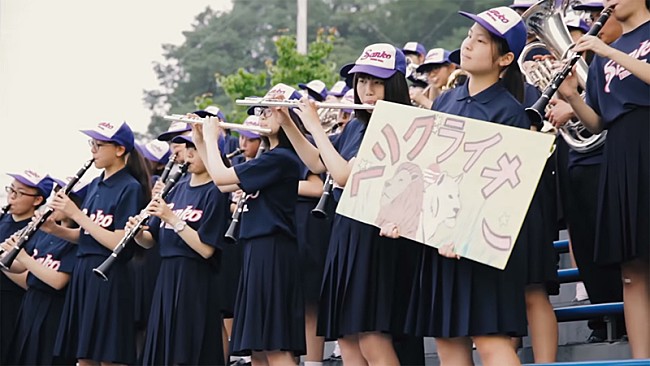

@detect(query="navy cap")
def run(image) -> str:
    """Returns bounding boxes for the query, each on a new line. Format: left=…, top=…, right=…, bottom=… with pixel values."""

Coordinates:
left=509, top=0, right=536, bottom=10
left=81, top=121, right=135, bottom=153
left=7, top=169, right=54, bottom=198
left=449, top=48, right=461, bottom=65
left=459, top=6, right=527, bottom=61
left=171, top=134, right=194, bottom=146
left=339, top=63, right=355, bottom=88
left=298, top=80, right=329, bottom=102
left=346, top=43, right=407, bottom=79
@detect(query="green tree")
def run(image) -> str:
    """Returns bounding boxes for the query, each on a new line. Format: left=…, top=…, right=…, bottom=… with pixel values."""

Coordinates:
left=218, top=31, right=339, bottom=123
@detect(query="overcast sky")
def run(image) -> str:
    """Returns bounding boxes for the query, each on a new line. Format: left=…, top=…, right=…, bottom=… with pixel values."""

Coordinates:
left=0, top=0, right=233, bottom=196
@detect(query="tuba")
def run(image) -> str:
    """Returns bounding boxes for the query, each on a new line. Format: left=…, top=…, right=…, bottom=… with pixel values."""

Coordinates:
left=519, top=0, right=606, bottom=152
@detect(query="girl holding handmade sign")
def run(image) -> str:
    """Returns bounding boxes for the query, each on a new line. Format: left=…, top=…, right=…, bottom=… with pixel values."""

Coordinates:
left=281, top=43, right=415, bottom=366
left=558, top=0, right=650, bottom=357
left=195, top=83, right=306, bottom=365
left=381, top=6, right=532, bottom=366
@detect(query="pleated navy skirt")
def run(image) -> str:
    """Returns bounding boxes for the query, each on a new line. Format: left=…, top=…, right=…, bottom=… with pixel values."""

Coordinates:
left=6, top=288, right=75, bottom=365
left=143, top=256, right=224, bottom=365
left=513, top=153, right=560, bottom=295
left=216, top=239, right=243, bottom=318
left=317, top=214, right=400, bottom=339
left=129, top=246, right=161, bottom=329
left=595, top=107, right=650, bottom=265
left=230, top=233, right=305, bottom=356
left=54, top=255, right=136, bottom=364
left=296, top=199, right=331, bottom=305
left=405, top=246, right=528, bottom=338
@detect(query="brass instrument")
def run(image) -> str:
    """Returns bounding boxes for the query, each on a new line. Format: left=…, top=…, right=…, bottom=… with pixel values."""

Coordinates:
left=520, top=0, right=608, bottom=152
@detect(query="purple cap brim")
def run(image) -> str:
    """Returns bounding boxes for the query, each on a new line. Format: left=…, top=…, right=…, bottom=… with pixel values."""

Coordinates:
left=449, top=49, right=460, bottom=65
left=140, top=146, right=169, bottom=164
left=348, top=64, right=396, bottom=79
left=573, top=2, right=604, bottom=11
left=7, top=174, right=36, bottom=190
left=80, top=129, right=112, bottom=143
left=171, top=135, right=194, bottom=145
left=240, top=130, right=260, bottom=139
left=459, top=11, right=506, bottom=43
left=158, top=127, right=191, bottom=142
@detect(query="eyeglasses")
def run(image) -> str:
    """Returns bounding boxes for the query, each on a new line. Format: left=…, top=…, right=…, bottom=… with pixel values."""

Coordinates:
left=5, top=186, right=40, bottom=198
left=253, top=107, right=273, bottom=118
left=88, top=139, right=112, bottom=151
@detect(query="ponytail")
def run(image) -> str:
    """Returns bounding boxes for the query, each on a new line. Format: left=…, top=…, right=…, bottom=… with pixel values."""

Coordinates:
left=125, top=148, right=152, bottom=205
left=492, top=34, right=525, bottom=104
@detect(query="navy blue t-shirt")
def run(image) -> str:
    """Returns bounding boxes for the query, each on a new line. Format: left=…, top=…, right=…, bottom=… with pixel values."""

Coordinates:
left=24, top=231, right=76, bottom=293
left=148, top=180, right=229, bottom=258
left=0, top=215, right=30, bottom=294
left=77, top=168, right=144, bottom=257
left=432, top=81, right=530, bottom=129
left=523, top=82, right=541, bottom=109
left=586, top=20, right=650, bottom=126
left=233, top=147, right=301, bottom=240
left=331, top=118, right=367, bottom=202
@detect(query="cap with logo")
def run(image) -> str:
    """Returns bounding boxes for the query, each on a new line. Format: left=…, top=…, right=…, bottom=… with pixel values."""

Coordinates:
left=402, top=41, right=427, bottom=57
left=328, top=80, right=350, bottom=97
left=459, top=6, right=527, bottom=61
left=344, top=43, right=407, bottom=79
left=246, top=83, right=303, bottom=115
left=81, top=121, right=135, bottom=153
left=157, top=121, right=191, bottom=142
left=51, top=176, right=91, bottom=201
left=416, top=48, right=453, bottom=73
left=239, top=115, right=262, bottom=139
left=298, top=80, right=329, bottom=102
left=137, top=140, right=172, bottom=164
left=7, top=169, right=54, bottom=198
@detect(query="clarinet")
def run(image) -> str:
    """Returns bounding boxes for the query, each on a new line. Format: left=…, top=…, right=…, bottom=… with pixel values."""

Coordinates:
left=93, top=163, right=188, bottom=281
left=311, top=173, right=333, bottom=219
left=0, top=204, right=10, bottom=221
left=0, top=159, right=95, bottom=270
left=158, top=153, right=178, bottom=183
left=224, top=142, right=267, bottom=244
left=526, top=7, right=613, bottom=127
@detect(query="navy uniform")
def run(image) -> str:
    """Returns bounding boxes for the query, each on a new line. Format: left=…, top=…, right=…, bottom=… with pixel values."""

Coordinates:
left=317, top=118, right=402, bottom=339
left=0, top=214, right=29, bottom=363
left=406, top=81, right=530, bottom=338
left=520, top=82, right=560, bottom=296
left=6, top=231, right=77, bottom=365
left=143, top=179, right=229, bottom=365
left=229, top=146, right=306, bottom=356
left=54, top=168, right=144, bottom=364
left=585, top=20, right=650, bottom=265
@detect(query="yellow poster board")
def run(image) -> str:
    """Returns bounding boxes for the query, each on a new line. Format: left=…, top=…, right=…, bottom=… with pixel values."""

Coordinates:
left=336, top=100, right=555, bottom=269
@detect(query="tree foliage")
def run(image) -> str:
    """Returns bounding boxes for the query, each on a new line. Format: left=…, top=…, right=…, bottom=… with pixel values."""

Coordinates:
left=144, top=0, right=507, bottom=138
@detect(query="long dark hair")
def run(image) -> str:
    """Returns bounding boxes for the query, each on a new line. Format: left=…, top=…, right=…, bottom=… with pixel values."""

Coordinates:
left=491, top=34, right=525, bottom=103
left=353, top=72, right=411, bottom=123
left=125, top=148, right=152, bottom=204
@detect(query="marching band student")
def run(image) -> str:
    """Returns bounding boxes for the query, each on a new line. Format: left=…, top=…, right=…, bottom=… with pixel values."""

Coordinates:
left=411, top=48, right=458, bottom=108
left=1, top=176, right=81, bottom=366
left=195, top=83, right=306, bottom=366
left=282, top=43, right=412, bottom=366
left=325, top=80, right=350, bottom=103
left=547, top=8, right=626, bottom=344
left=43, top=121, right=150, bottom=366
left=558, top=0, right=650, bottom=357
left=0, top=170, right=52, bottom=363
left=136, top=139, right=172, bottom=182
left=383, top=7, right=532, bottom=365
left=128, top=134, right=229, bottom=366
left=402, top=41, right=427, bottom=66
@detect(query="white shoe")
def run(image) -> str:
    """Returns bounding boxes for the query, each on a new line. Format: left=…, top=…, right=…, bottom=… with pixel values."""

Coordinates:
left=574, top=282, right=589, bottom=302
